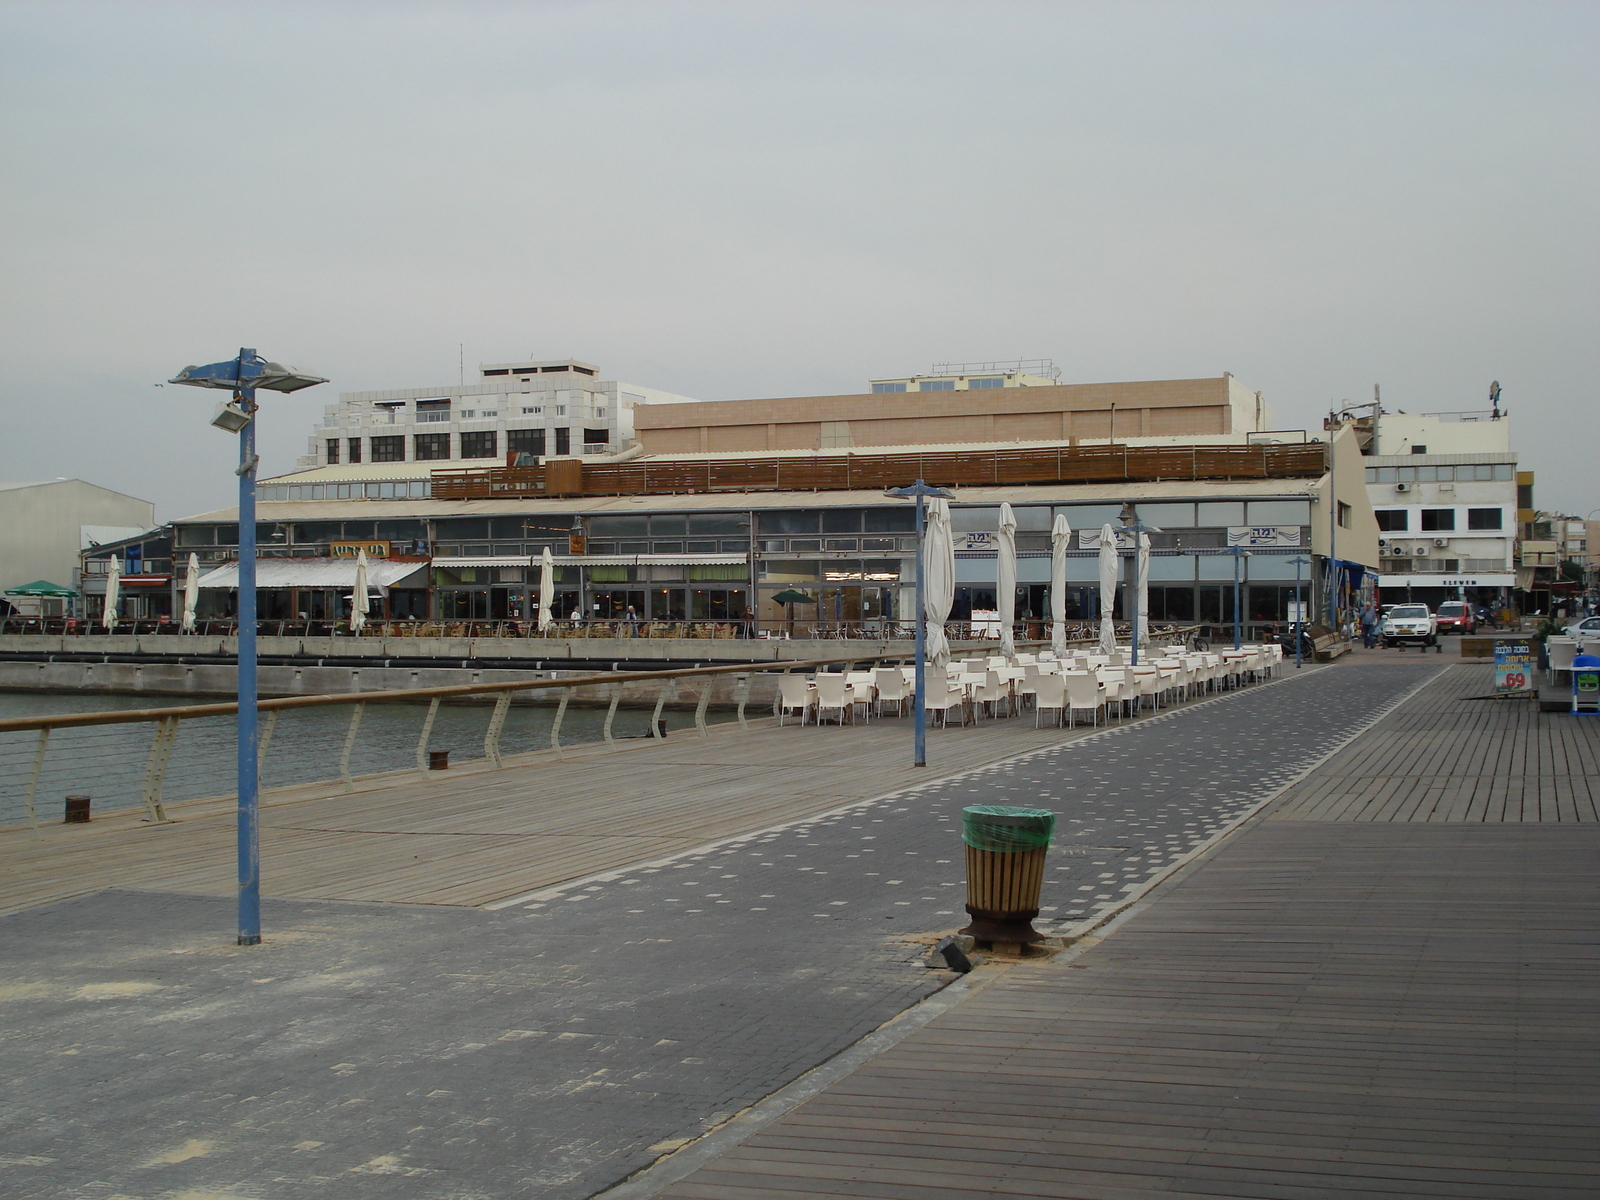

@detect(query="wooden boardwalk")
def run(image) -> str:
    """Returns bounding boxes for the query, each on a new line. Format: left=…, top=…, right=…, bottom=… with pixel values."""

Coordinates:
left=657, top=664, right=1600, bottom=1199
left=1270, top=663, right=1600, bottom=822
left=0, top=711, right=1097, bottom=916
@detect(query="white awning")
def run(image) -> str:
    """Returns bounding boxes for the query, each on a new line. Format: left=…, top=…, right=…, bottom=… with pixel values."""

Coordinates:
left=431, top=557, right=531, bottom=568
left=433, top=553, right=747, bottom=568
left=197, top=559, right=429, bottom=589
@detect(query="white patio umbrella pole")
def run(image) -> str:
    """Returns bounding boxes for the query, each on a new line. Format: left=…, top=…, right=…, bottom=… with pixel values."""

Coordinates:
left=351, top=549, right=370, bottom=636
left=538, top=546, right=554, bottom=633
left=102, top=556, right=121, bottom=631
left=996, top=502, right=1017, bottom=659
left=1050, top=513, right=1071, bottom=657
left=1136, top=530, right=1150, bottom=654
left=923, top=496, right=954, bottom=671
left=1097, top=524, right=1117, bottom=654
left=181, top=552, right=200, bottom=633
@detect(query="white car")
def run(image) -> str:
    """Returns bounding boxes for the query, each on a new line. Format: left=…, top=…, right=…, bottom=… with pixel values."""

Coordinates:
left=1562, top=615, right=1600, bottom=640
left=1381, top=604, right=1438, bottom=650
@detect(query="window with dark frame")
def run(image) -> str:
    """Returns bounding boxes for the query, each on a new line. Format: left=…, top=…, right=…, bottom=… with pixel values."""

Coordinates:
left=460, top=431, right=498, bottom=459
left=347, top=438, right=362, bottom=464
left=370, top=435, right=404, bottom=463
left=325, top=438, right=340, bottom=464
left=1420, top=509, right=1456, bottom=531
left=1468, top=508, right=1504, bottom=530
left=414, top=432, right=451, bottom=461
left=1375, top=509, right=1408, bottom=532
left=583, top=427, right=610, bottom=444
left=554, top=428, right=570, bottom=455
left=1336, top=501, right=1352, bottom=528
left=507, top=429, right=545, bottom=457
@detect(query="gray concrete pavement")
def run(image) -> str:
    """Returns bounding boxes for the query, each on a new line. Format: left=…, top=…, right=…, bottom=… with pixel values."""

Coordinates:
left=0, top=660, right=1443, bottom=1199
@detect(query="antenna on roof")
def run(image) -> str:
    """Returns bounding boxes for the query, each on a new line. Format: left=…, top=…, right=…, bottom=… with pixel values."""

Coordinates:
left=1489, top=380, right=1502, bottom=419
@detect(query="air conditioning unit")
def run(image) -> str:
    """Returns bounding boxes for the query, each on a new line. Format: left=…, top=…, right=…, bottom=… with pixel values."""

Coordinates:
left=1433, top=537, right=1449, bottom=547
left=1414, top=545, right=1431, bottom=557
left=1390, top=545, right=1411, bottom=557
left=1395, top=482, right=1410, bottom=492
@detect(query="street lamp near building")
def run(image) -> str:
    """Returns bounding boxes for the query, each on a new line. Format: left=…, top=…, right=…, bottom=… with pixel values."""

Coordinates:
left=1289, top=555, right=1311, bottom=669
left=170, top=349, right=327, bottom=945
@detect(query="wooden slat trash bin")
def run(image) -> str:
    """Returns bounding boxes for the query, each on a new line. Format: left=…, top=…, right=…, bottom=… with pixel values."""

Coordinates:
left=960, top=805, right=1055, bottom=947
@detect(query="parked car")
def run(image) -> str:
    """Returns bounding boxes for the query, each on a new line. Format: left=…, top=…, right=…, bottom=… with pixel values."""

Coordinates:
left=1435, top=601, right=1476, bottom=635
left=1562, top=614, right=1600, bottom=640
left=1381, top=604, right=1439, bottom=650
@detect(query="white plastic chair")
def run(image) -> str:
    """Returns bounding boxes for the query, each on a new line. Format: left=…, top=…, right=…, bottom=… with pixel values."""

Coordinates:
left=873, top=667, right=909, bottom=716
left=848, top=680, right=875, bottom=723
left=1064, top=672, right=1102, bottom=727
left=813, top=674, right=850, bottom=725
left=971, top=671, right=1010, bottom=719
left=925, top=680, right=968, bottom=727
left=777, top=675, right=814, bottom=726
left=1033, top=674, right=1065, bottom=727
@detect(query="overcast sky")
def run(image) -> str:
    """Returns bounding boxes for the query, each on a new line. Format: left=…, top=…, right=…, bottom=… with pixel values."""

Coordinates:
left=2, top=0, right=1594, bottom=520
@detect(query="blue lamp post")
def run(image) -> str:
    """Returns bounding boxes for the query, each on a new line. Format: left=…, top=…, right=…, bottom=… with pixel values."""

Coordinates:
left=1222, top=544, right=1251, bottom=650
left=171, top=349, right=327, bottom=944
left=886, top=480, right=955, bottom=768
left=1289, top=555, right=1311, bottom=669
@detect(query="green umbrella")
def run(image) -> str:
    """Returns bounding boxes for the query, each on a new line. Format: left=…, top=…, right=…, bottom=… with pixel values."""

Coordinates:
left=3, top=580, right=79, bottom=597
left=769, top=589, right=817, bottom=605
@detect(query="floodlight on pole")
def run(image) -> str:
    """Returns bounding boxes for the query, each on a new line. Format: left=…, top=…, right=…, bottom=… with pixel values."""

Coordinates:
left=886, top=480, right=956, bottom=768
left=171, top=348, right=326, bottom=946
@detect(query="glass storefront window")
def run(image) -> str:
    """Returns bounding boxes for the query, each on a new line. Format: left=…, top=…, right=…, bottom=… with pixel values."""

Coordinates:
left=1196, top=501, right=1245, bottom=526
left=1246, top=501, right=1311, bottom=525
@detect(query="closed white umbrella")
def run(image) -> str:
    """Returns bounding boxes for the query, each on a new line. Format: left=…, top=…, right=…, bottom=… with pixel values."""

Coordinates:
left=1050, top=513, right=1071, bottom=656
left=537, top=546, right=554, bottom=633
left=350, top=549, right=371, bottom=636
left=180, top=552, right=200, bottom=633
left=102, top=557, right=121, bottom=630
left=1135, top=531, right=1150, bottom=652
left=1097, top=524, right=1118, bottom=654
left=923, top=496, right=955, bottom=670
left=996, top=502, right=1017, bottom=659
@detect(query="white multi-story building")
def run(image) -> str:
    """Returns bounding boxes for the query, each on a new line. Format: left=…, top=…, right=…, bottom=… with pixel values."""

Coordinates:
left=1360, top=409, right=1518, bottom=606
left=297, top=358, right=699, bottom=470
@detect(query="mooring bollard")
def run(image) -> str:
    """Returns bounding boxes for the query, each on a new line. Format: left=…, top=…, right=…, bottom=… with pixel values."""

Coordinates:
left=959, top=805, right=1055, bottom=949
left=428, top=749, right=450, bottom=771
left=64, top=794, right=91, bottom=824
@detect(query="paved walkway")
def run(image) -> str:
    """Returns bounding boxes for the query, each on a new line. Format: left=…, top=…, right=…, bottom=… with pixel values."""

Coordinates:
left=0, top=663, right=1447, bottom=1200
left=656, top=664, right=1600, bottom=1199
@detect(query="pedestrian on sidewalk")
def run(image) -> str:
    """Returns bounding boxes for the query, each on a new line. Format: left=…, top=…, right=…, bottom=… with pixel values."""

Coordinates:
left=1360, top=601, right=1379, bottom=648
left=624, top=605, right=640, bottom=637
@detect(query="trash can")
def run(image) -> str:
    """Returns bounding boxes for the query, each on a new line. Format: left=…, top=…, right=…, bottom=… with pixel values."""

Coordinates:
left=959, top=805, right=1055, bottom=946
left=1573, top=653, right=1600, bottom=715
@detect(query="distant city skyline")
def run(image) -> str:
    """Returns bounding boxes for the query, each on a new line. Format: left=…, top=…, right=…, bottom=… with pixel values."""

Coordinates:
left=1, top=0, right=1593, bottom=520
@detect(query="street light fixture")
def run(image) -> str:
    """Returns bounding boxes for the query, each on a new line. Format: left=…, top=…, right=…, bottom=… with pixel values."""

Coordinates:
left=1117, top=504, right=1163, bottom=666
left=171, top=348, right=327, bottom=946
left=1221, top=544, right=1251, bottom=650
left=886, top=479, right=956, bottom=768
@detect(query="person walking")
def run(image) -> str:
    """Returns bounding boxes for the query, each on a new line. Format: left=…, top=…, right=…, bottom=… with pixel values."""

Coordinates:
left=1359, top=600, right=1379, bottom=649
left=624, top=605, right=640, bottom=637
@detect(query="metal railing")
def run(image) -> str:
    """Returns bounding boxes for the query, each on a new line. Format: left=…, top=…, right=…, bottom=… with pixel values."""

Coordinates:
left=1, top=627, right=1207, bottom=838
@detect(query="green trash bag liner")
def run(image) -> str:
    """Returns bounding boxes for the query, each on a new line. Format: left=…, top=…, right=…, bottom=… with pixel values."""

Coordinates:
left=961, top=805, right=1055, bottom=853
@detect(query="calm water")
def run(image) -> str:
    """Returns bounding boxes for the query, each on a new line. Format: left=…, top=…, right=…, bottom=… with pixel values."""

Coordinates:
left=0, top=691, right=733, bottom=828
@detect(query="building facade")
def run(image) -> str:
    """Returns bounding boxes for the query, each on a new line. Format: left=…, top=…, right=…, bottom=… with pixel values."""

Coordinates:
left=0, top=480, right=153, bottom=616
left=300, top=358, right=700, bottom=471
left=1356, top=410, right=1519, bottom=610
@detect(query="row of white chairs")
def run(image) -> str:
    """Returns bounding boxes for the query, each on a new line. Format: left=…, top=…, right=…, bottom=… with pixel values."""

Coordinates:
left=776, top=644, right=1282, bottom=727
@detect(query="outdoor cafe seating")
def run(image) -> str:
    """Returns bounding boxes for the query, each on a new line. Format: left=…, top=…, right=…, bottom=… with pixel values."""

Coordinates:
left=775, top=640, right=1282, bottom=729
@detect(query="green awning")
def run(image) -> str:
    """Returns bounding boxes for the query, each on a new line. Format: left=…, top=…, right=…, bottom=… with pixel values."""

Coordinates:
left=3, top=580, right=79, bottom=597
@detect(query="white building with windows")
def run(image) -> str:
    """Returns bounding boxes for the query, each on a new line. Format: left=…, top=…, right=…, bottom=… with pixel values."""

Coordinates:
left=298, top=358, right=699, bottom=470
left=1361, top=409, right=1518, bottom=606
left=868, top=358, right=1063, bottom=394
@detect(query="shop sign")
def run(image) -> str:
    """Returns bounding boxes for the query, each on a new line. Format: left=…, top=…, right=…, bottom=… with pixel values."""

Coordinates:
left=1228, top=526, right=1301, bottom=548
left=955, top=532, right=999, bottom=550
left=1077, top=529, right=1137, bottom=549
left=1494, top=640, right=1535, bottom=696
left=331, top=540, right=391, bottom=558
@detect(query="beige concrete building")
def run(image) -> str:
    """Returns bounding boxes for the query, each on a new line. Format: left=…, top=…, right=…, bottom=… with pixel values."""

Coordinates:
left=634, top=375, right=1272, bottom=455
left=0, top=480, right=153, bottom=614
